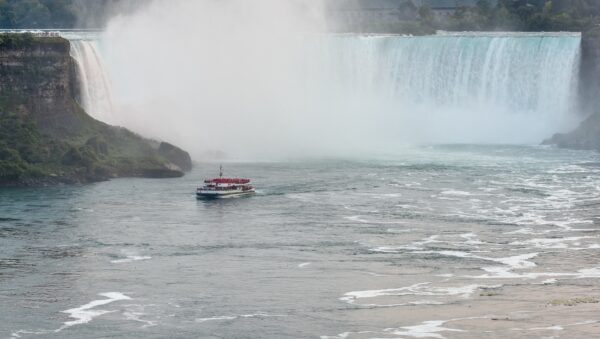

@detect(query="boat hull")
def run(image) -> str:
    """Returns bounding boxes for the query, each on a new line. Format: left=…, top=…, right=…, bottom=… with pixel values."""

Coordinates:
left=196, top=189, right=256, bottom=199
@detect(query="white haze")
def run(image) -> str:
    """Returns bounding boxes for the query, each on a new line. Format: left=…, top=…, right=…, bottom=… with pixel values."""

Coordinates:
left=101, top=0, right=582, bottom=160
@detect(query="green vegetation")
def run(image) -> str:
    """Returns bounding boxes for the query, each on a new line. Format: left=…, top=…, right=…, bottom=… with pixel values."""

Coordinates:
left=0, top=110, right=70, bottom=184
left=0, top=0, right=139, bottom=29
left=421, top=0, right=600, bottom=32
left=0, top=35, right=191, bottom=186
left=0, top=97, right=186, bottom=186
left=0, top=0, right=78, bottom=28
left=0, top=32, right=33, bottom=47
left=2, top=0, right=599, bottom=33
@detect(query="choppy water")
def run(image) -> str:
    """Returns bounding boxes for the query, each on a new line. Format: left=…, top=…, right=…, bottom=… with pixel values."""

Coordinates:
left=2, top=145, right=600, bottom=338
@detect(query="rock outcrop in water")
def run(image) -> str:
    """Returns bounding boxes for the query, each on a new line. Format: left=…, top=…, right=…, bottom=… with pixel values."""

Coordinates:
left=0, top=34, right=192, bottom=187
left=544, top=112, right=600, bottom=151
left=158, top=142, right=193, bottom=172
left=544, top=28, right=600, bottom=152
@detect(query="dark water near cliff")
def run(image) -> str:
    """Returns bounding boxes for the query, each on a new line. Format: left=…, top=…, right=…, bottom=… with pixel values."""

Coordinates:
left=2, top=145, right=600, bottom=339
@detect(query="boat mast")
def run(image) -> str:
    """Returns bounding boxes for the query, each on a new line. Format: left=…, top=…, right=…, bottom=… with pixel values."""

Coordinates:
left=219, top=165, right=223, bottom=178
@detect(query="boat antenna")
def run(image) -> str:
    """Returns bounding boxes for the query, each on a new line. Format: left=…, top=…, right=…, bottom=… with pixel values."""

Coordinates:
left=219, top=164, right=223, bottom=178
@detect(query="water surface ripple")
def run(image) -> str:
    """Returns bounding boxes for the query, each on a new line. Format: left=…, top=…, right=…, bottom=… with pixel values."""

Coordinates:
left=1, top=145, right=600, bottom=338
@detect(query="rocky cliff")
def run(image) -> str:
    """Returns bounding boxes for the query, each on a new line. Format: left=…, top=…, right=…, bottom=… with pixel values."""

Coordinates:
left=580, top=27, right=600, bottom=114
left=0, top=34, right=192, bottom=186
left=544, top=112, right=600, bottom=151
left=544, top=28, right=600, bottom=151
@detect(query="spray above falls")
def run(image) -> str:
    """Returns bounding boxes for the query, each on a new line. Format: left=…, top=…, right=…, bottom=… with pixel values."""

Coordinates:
left=66, top=0, right=583, bottom=159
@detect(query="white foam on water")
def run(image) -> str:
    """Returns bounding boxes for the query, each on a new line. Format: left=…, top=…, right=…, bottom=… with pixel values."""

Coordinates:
left=416, top=250, right=538, bottom=270
left=123, top=311, right=156, bottom=328
left=505, top=228, right=543, bottom=235
left=410, top=300, right=446, bottom=305
left=529, top=325, right=563, bottom=331
left=385, top=320, right=465, bottom=338
left=570, top=320, right=599, bottom=326
left=343, top=205, right=379, bottom=213
left=111, top=255, right=152, bottom=264
left=511, top=236, right=595, bottom=249
left=512, top=320, right=598, bottom=332
left=479, top=187, right=500, bottom=192
left=10, top=330, right=53, bottom=339
left=10, top=292, right=133, bottom=337
left=470, top=266, right=600, bottom=279
left=344, top=215, right=367, bottom=223
left=577, top=267, right=600, bottom=278
left=324, top=316, right=490, bottom=339
left=285, top=193, right=316, bottom=202
left=386, top=228, right=416, bottom=233
left=121, top=303, right=158, bottom=328
left=196, top=315, right=237, bottom=322
left=58, top=292, right=131, bottom=330
left=370, top=245, right=416, bottom=253
left=478, top=266, right=520, bottom=278
left=365, top=193, right=403, bottom=199
left=494, top=253, right=538, bottom=269
left=441, top=190, right=472, bottom=196
left=196, top=312, right=286, bottom=323
left=340, top=282, right=430, bottom=304
left=345, top=215, right=406, bottom=225
left=340, top=282, right=499, bottom=307
left=365, top=271, right=396, bottom=277
left=548, top=165, right=588, bottom=174
left=396, top=203, right=419, bottom=209
left=298, top=262, right=311, bottom=268
left=320, top=331, right=370, bottom=339
left=460, top=233, right=484, bottom=245
left=370, top=235, right=441, bottom=253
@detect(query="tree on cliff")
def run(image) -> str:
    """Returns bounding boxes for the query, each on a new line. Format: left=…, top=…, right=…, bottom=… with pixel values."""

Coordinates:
left=426, top=0, right=600, bottom=32
left=0, top=0, right=75, bottom=28
left=0, top=0, right=143, bottom=29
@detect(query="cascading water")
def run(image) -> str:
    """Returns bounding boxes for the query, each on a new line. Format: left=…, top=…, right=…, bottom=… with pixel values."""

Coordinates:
left=67, top=37, right=116, bottom=125
left=77, top=30, right=583, bottom=156
left=298, top=32, right=582, bottom=146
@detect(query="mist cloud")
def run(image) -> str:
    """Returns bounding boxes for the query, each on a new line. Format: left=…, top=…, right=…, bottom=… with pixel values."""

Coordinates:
left=100, top=1, right=582, bottom=160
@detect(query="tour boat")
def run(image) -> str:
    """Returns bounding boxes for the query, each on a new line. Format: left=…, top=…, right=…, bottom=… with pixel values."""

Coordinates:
left=196, top=166, right=255, bottom=199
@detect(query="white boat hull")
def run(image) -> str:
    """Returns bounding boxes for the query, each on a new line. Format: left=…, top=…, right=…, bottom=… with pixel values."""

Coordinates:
left=196, top=189, right=256, bottom=199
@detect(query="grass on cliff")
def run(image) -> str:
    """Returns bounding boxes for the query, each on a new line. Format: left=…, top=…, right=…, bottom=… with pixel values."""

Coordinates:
left=0, top=104, right=177, bottom=185
left=0, top=33, right=65, bottom=48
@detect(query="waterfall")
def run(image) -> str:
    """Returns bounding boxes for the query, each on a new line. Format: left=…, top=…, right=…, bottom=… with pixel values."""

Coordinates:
left=72, top=30, right=583, bottom=154
left=298, top=32, right=582, bottom=144
left=68, top=38, right=115, bottom=125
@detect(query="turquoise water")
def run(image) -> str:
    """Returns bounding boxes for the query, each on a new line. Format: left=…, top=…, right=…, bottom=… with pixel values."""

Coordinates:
left=2, top=145, right=600, bottom=338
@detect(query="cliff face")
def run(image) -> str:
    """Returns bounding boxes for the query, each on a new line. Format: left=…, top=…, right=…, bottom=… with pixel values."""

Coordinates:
left=0, top=34, right=192, bottom=186
left=545, top=28, right=600, bottom=151
left=544, top=113, right=600, bottom=151
left=580, top=27, right=600, bottom=113
left=0, top=36, right=80, bottom=135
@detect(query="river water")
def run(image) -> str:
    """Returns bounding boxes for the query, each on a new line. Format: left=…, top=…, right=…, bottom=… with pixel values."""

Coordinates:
left=2, top=145, right=600, bottom=338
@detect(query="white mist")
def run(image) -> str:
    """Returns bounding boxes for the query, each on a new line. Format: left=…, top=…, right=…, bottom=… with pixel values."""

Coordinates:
left=97, top=1, right=583, bottom=160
